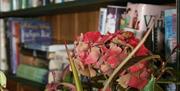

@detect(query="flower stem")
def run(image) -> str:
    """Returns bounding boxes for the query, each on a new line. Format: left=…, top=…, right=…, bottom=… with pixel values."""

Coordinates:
left=102, top=18, right=155, bottom=91
left=65, top=42, right=83, bottom=91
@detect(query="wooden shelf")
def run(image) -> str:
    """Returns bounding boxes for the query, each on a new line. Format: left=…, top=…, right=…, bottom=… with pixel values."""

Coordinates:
left=0, top=0, right=175, bottom=18
left=6, top=74, right=45, bottom=90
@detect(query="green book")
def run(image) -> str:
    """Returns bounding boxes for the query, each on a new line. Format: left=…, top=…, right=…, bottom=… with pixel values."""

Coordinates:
left=16, top=64, right=48, bottom=84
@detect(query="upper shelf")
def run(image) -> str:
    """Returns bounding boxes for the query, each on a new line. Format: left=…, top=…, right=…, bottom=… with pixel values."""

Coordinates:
left=0, top=0, right=176, bottom=18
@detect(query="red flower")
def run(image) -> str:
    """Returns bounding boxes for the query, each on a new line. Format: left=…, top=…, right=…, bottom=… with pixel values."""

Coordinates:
left=128, top=36, right=149, bottom=56
left=98, top=34, right=113, bottom=44
left=107, top=56, right=119, bottom=68
left=135, top=45, right=149, bottom=56
left=128, top=75, right=148, bottom=89
left=83, top=31, right=101, bottom=43
left=129, top=61, right=147, bottom=73
left=128, top=36, right=139, bottom=47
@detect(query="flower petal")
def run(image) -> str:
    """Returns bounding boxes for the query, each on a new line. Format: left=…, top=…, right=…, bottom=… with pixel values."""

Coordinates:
left=84, top=47, right=100, bottom=65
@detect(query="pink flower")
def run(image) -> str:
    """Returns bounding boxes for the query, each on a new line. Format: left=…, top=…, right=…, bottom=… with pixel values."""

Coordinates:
left=102, top=45, right=124, bottom=68
left=84, top=47, right=100, bottom=65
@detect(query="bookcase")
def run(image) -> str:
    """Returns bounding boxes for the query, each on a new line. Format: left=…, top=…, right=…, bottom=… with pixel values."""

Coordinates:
left=0, top=0, right=179, bottom=91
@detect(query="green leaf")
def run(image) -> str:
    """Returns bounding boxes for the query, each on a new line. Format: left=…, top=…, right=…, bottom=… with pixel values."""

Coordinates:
left=0, top=71, right=6, bottom=88
left=142, top=75, right=164, bottom=91
left=143, top=76, right=156, bottom=91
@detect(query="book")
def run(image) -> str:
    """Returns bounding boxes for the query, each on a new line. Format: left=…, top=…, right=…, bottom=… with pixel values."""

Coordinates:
left=98, top=8, right=107, bottom=35
left=22, top=44, right=74, bottom=52
left=0, top=19, right=8, bottom=72
left=10, top=0, right=19, bottom=11
left=104, top=5, right=126, bottom=34
left=123, top=2, right=174, bottom=39
left=20, top=19, right=52, bottom=45
left=48, top=45, right=73, bottom=83
left=7, top=18, right=22, bottom=74
left=164, top=9, right=177, bottom=63
left=19, top=53, right=49, bottom=69
left=16, top=64, right=48, bottom=84
left=0, top=0, right=11, bottom=12
left=122, top=2, right=174, bottom=55
left=6, top=18, right=52, bottom=74
left=19, top=0, right=28, bottom=9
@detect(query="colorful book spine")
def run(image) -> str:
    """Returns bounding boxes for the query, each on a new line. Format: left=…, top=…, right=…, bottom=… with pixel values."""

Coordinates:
left=16, top=64, right=48, bottom=84
left=164, top=9, right=177, bottom=63
left=7, top=18, right=22, bottom=74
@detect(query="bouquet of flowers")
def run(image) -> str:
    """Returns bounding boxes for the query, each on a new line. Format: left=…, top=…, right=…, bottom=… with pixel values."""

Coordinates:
left=72, top=31, right=152, bottom=89
left=45, top=19, right=178, bottom=91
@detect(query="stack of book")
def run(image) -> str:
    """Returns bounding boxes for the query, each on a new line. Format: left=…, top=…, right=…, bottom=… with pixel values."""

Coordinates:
left=6, top=18, right=52, bottom=84
left=6, top=17, right=75, bottom=84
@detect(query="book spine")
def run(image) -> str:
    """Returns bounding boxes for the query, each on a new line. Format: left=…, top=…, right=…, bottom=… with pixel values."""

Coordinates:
left=42, top=0, right=51, bottom=6
left=11, top=21, right=20, bottom=74
left=7, top=19, right=21, bottom=74
left=0, top=19, right=8, bottom=72
left=16, top=64, right=48, bottom=84
left=20, top=53, right=48, bottom=69
left=98, top=8, right=107, bottom=35
left=10, top=0, right=19, bottom=11
left=177, top=1, right=180, bottom=90
left=0, top=0, right=11, bottom=12
left=55, top=0, right=63, bottom=3
left=20, top=0, right=28, bottom=9
left=164, top=9, right=177, bottom=63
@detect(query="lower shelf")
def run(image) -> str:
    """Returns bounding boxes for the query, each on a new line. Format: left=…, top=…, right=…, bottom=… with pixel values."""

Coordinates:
left=6, top=74, right=45, bottom=91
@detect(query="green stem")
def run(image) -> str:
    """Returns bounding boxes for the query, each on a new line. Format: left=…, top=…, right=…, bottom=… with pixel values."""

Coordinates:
left=65, top=43, right=83, bottom=91
left=102, top=18, right=155, bottom=91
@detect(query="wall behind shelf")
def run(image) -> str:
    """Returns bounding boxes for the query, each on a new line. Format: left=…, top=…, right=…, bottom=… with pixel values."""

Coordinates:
left=39, top=10, right=99, bottom=44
